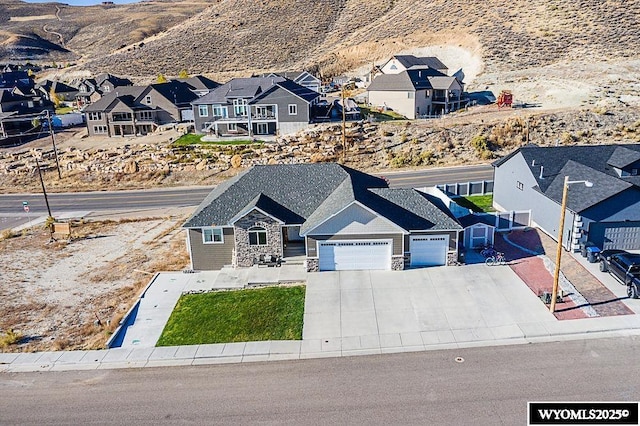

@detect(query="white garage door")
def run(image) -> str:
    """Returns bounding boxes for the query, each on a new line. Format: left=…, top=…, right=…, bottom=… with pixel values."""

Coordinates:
left=410, top=235, right=449, bottom=267
left=318, top=240, right=392, bottom=271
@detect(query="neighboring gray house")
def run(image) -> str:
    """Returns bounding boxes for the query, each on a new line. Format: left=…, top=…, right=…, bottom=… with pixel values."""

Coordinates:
left=192, top=77, right=321, bottom=137
left=83, top=81, right=198, bottom=137
left=259, top=71, right=321, bottom=93
left=367, top=67, right=465, bottom=118
left=493, top=144, right=640, bottom=251
left=183, top=163, right=462, bottom=272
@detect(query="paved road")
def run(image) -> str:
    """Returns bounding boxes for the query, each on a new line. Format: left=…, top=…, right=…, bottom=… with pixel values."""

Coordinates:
left=0, top=165, right=493, bottom=216
left=1, top=336, right=637, bottom=425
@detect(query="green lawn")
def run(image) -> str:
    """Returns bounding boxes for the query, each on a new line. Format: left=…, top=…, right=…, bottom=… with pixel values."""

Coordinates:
left=54, top=106, right=74, bottom=114
left=455, top=194, right=495, bottom=213
left=358, top=105, right=407, bottom=121
left=156, top=285, right=306, bottom=346
left=171, top=133, right=262, bottom=146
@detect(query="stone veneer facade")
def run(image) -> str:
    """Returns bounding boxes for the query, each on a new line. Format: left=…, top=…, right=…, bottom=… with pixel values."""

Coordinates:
left=306, top=258, right=319, bottom=272
left=234, top=209, right=282, bottom=267
left=391, top=255, right=405, bottom=271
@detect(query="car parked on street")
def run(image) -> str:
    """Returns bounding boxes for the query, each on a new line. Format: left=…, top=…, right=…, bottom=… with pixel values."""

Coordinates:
left=599, top=250, right=640, bottom=298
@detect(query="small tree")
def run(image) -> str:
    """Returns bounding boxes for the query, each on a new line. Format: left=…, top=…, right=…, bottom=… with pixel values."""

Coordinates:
left=156, top=73, right=168, bottom=83
left=178, top=69, right=189, bottom=79
left=50, top=89, right=61, bottom=108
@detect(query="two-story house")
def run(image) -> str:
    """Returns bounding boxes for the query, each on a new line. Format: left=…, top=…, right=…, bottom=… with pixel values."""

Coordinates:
left=367, top=56, right=466, bottom=118
left=74, top=74, right=133, bottom=109
left=83, top=81, right=198, bottom=137
left=36, top=80, right=79, bottom=105
left=192, top=77, right=321, bottom=137
left=0, top=89, right=53, bottom=142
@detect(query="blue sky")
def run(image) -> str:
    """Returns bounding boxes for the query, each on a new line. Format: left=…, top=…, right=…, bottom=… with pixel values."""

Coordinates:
left=23, top=0, right=140, bottom=5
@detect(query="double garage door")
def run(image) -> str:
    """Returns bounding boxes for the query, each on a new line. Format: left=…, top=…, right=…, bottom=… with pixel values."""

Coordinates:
left=317, top=235, right=450, bottom=271
left=318, top=240, right=391, bottom=271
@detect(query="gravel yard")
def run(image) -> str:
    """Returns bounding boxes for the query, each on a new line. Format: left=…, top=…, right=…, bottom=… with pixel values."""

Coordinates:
left=0, top=216, right=190, bottom=352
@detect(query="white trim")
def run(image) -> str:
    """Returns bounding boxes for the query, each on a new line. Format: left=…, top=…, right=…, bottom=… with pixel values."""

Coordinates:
left=186, top=229, right=193, bottom=270
left=304, top=201, right=407, bottom=236
left=229, top=206, right=285, bottom=226
left=288, top=104, right=298, bottom=115
left=202, top=227, right=224, bottom=244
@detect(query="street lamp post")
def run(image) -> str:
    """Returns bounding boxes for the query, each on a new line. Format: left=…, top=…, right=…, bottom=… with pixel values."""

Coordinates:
left=550, top=176, right=593, bottom=313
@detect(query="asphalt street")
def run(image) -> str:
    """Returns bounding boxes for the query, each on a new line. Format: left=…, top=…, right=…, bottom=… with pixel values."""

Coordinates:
left=0, top=164, right=493, bottom=217
left=1, top=336, right=637, bottom=425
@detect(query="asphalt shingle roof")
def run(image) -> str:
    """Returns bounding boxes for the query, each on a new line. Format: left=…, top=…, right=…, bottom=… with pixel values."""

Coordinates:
left=391, top=55, right=448, bottom=71
left=184, top=163, right=461, bottom=234
left=367, top=68, right=447, bottom=92
left=494, top=144, right=640, bottom=212
left=367, top=188, right=462, bottom=231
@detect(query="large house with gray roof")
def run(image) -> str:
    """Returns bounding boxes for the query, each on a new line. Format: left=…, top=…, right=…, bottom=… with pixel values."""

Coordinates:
left=367, top=55, right=465, bottom=118
left=191, top=76, right=321, bottom=138
left=492, top=144, right=640, bottom=252
left=83, top=81, right=198, bottom=137
left=183, top=163, right=462, bottom=272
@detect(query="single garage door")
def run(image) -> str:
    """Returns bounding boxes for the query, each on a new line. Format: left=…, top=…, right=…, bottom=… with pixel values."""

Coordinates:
left=410, top=235, right=449, bottom=267
left=318, top=240, right=391, bottom=271
left=589, top=222, right=640, bottom=250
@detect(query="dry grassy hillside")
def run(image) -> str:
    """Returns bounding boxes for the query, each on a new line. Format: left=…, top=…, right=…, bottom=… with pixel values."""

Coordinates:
left=79, top=0, right=639, bottom=79
left=0, top=0, right=211, bottom=63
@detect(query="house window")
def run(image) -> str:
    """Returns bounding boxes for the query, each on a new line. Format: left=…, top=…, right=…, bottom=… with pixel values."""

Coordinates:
left=408, top=92, right=414, bottom=99
left=202, top=227, right=224, bottom=244
left=93, top=125, right=107, bottom=134
left=517, top=181, right=524, bottom=191
left=390, top=64, right=397, bottom=70
left=632, top=168, right=639, bottom=176
left=145, top=96, right=152, bottom=104
left=288, top=104, right=297, bottom=115
left=138, top=111, right=153, bottom=121
left=256, top=123, right=268, bottom=135
left=88, top=112, right=102, bottom=121
left=103, top=86, right=110, bottom=92
left=255, top=106, right=268, bottom=118
left=198, top=105, right=208, bottom=117
left=233, top=99, right=248, bottom=116
left=212, top=105, right=227, bottom=118
left=248, top=226, right=267, bottom=246
left=228, top=123, right=237, bottom=132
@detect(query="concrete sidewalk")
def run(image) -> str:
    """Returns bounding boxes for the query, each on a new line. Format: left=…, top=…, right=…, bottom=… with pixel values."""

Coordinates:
left=2, top=314, right=640, bottom=373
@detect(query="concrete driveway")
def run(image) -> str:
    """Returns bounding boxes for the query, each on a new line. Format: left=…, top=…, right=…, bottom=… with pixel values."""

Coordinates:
left=303, top=264, right=556, bottom=345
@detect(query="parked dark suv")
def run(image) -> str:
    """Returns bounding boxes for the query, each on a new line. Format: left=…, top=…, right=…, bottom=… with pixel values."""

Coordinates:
left=599, top=250, right=640, bottom=299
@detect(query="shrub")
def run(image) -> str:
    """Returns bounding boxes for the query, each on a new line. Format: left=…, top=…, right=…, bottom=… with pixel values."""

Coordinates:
left=230, top=154, right=242, bottom=168
left=0, top=329, right=23, bottom=348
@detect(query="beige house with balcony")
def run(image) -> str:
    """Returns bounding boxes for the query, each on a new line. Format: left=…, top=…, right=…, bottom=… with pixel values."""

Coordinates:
left=367, top=56, right=466, bottom=119
left=83, top=81, right=198, bottom=137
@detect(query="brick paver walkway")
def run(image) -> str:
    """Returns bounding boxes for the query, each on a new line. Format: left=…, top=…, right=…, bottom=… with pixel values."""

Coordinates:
left=504, top=229, right=633, bottom=318
left=492, top=232, right=586, bottom=320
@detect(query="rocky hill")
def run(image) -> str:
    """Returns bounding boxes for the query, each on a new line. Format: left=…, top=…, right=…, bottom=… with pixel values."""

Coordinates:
left=2, top=0, right=638, bottom=80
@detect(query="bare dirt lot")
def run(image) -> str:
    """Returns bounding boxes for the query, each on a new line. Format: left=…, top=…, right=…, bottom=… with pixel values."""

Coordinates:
left=0, top=215, right=190, bottom=352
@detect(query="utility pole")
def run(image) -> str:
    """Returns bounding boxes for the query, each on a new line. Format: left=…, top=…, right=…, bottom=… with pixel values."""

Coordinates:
left=45, top=110, right=62, bottom=179
left=341, top=85, right=346, bottom=162
left=35, top=157, right=53, bottom=218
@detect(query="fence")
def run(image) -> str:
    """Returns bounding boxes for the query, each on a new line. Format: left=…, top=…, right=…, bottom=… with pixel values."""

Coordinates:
left=436, top=180, right=494, bottom=197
